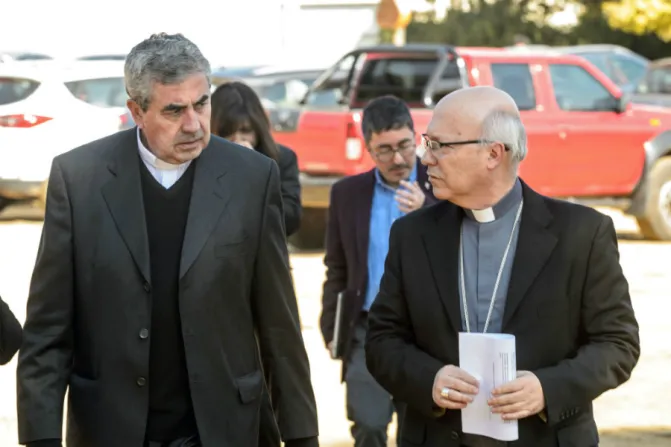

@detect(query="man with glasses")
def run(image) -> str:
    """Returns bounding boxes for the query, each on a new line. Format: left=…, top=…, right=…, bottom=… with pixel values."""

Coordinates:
left=365, top=86, right=639, bottom=447
left=319, top=95, right=437, bottom=447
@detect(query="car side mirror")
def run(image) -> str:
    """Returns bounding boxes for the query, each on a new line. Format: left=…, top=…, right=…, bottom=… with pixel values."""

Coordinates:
left=616, top=93, right=629, bottom=113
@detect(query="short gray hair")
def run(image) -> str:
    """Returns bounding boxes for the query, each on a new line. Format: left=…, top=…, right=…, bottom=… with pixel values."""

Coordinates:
left=480, top=110, right=528, bottom=163
left=124, top=33, right=211, bottom=111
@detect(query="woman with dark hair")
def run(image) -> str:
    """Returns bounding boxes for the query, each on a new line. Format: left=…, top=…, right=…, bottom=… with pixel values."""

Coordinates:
left=210, top=81, right=302, bottom=237
left=211, top=82, right=306, bottom=447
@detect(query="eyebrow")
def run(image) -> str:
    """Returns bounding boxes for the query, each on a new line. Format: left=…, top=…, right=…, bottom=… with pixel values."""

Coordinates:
left=375, top=137, right=414, bottom=150
left=161, top=94, right=210, bottom=113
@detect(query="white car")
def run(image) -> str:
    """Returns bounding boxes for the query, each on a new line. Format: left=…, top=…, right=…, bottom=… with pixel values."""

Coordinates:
left=0, top=60, right=126, bottom=208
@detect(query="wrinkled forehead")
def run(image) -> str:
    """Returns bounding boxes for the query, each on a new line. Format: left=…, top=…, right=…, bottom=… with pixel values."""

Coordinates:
left=426, top=104, right=479, bottom=139
left=149, top=73, right=210, bottom=108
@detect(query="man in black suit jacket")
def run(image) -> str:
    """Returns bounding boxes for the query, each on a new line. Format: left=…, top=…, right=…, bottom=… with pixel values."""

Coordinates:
left=320, top=96, right=437, bottom=447
left=0, top=295, right=22, bottom=365
left=365, top=86, right=640, bottom=447
left=17, top=33, right=318, bottom=447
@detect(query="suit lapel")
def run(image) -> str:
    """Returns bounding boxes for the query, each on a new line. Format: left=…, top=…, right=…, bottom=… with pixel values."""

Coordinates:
left=355, top=171, right=375, bottom=276
left=179, top=144, right=231, bottom=279
left=101, top=130, right=151, bottom=284
left=502, top=183, right=557, bottom=329
left=422, top=203, right=463, bottom=333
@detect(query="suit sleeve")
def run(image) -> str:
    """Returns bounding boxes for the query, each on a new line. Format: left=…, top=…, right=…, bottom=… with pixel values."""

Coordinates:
left=251, top=160, right=319, bottom=442
left=534, top=215, right=640, bottom=426
left=0, top=295, right=22, bottom=365
left=17, top=158, right=74, bottom=444
left=366, top=220, right=445, bottom=418
left=278, top=146, right=302, bottom=237
left=319, top=183, right=346, bottom=346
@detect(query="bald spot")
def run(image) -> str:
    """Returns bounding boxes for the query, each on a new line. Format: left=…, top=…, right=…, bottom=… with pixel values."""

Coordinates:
left=431, top=86, right=520, bottom=133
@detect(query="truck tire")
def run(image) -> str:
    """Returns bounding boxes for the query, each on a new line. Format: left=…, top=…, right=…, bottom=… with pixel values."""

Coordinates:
left=0, top=197, right=9, bottom=213
left=636, top=157, right=671, bottom=241
left=289, top=207, right=327, bottom=251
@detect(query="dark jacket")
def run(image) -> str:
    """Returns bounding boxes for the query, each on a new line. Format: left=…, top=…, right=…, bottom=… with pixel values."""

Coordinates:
left=0, top=295, right=22, bottom=365
left=319, top=159, right=437, bottom=381
left=16, top=130, right=319, bottom=447
left=365, top=181, right=640, bottom=447
left=278, top=145, right=301, bottom=237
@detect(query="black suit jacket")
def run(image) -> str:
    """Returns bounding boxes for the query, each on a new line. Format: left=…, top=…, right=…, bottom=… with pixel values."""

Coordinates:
left=16, top=129, right=319, bottom=447
left=0, top=295, right=22, bottom=365
left=365, top=181, right=640, bottom=447
left=319, top=160, right=437, bottom=380
left=278, top=144, right=301, bottom=237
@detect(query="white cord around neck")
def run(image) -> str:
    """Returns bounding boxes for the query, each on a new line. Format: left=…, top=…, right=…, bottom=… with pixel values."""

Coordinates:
left=459, top=200, right=524, bottom=333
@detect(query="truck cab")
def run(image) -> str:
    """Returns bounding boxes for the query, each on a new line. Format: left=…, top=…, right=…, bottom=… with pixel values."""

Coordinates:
left=271, top=45, right=671, bottom=248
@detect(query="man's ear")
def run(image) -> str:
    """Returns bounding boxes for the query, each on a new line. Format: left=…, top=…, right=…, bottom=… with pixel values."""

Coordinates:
left=126, top=99, right=144, bottom=129
left=486, top=142, right=506, bottom=169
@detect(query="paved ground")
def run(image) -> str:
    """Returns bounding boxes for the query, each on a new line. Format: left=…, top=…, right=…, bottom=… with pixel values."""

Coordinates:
left=0, top=209, right=669, bottom=446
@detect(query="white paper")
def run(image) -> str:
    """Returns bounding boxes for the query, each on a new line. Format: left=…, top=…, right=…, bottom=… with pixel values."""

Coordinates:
left=458, top=332, right=518, bottom=442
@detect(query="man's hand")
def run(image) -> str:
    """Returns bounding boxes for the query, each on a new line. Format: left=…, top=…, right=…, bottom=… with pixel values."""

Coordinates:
left=432, top=365, right=479, bottom=410
left=395, top=180, right=426, bottom=213
left=489, top=371, right=545, bottom=420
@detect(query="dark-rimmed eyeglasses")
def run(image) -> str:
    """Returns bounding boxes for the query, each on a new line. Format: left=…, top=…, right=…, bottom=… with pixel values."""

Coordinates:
left=421, top=134, right=510, bottom=153
left=370, top=142, right=417, bottom=163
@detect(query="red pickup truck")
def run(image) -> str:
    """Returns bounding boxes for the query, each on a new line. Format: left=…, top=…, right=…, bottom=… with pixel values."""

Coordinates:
left=270, top=44, right=671, bottom=248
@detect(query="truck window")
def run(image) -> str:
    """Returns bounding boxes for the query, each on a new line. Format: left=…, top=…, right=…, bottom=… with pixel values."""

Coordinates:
left=549, top=64, right=614, bottom=111
left=354, top=57, right=438, bottom=106
left=490, top=64, right=536, bottom=111
left=637, top=65, right=671, bottom=94
left=304, top=54, right=357, bottom=108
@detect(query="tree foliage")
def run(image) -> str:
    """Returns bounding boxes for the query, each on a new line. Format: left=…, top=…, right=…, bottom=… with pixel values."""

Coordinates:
left=406, top=0, right=671, bottom=60
left=602, top=0, right=671, bottom=41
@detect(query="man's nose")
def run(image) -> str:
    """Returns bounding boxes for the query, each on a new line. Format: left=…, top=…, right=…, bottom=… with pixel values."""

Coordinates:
left=181, top=109, right=201, bottom=133
left=393, top=150, right=405, bottom=164
left=421, top=148, right=435, bottom=166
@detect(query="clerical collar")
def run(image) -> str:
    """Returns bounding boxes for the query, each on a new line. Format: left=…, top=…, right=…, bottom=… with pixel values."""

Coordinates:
left=463, top=178, right=522, bottom=223
left=136, top=128, right=189, bottom=171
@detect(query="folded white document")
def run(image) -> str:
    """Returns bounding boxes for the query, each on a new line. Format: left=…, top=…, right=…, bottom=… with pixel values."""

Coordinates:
left=458, top=332, right=519, bottom=442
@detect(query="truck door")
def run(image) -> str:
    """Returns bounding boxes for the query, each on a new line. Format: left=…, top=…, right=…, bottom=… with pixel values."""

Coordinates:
left=488, top=62, right=564, bottom=194
left=544, top=62, right=645, bottom=197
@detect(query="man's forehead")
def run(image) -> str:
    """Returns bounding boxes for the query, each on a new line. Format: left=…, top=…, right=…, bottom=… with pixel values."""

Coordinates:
left=152, top=75, right=210, bottom=104
left=427, top=110, right=466, bottom=138
left=370, top=127, right=414, bottom=144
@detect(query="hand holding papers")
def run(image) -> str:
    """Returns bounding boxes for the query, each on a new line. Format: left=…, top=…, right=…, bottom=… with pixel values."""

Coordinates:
left=458, top=332, right=519, bottom=442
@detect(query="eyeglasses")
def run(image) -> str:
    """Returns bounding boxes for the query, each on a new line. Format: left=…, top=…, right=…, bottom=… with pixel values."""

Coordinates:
left=421, top=134, right=510, bottom=154
left=370, top=142, right=417, bottom=163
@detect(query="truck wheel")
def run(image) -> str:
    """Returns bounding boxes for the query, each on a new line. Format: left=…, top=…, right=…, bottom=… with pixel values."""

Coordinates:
left=0, top=197, right=9, bottom=213
left=636, top=157, right=671, bottom=241
left=289, top=208, right=327, bottom=251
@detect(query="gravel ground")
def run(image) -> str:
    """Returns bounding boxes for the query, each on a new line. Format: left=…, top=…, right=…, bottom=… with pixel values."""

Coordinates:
left=0, top=209, right=669, bottom=446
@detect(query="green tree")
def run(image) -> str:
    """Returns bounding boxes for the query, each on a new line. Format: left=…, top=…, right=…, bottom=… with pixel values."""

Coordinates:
left=603, top=0, right=671, bottom=41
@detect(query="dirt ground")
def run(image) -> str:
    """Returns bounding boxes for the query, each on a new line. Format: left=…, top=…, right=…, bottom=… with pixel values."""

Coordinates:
left=0, top=208, right=669, bottom=446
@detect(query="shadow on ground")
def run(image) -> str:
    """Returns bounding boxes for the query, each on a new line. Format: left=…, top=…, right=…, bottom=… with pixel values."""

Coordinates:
left=319, top=427, right=671, bottom=447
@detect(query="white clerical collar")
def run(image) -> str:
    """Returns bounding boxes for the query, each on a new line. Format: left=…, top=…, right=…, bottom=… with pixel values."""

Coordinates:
left=464, top=178, right=523, bottom=223
left=136, top=127, right=188, bottom=171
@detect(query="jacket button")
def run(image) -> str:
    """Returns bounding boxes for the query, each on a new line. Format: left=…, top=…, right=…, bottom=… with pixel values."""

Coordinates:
left=143, top=282, right=151, bottom=293
left=450, top=431, right=459, bottom=440
left=139, top=328, right=149, bottom=339
left=136, top=377, right=146, bottom=387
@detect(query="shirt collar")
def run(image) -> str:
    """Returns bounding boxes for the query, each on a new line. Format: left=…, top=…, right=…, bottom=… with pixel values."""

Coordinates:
left=136, top=127, right=189, bottom=171
left=463, top=178, right=522, bottom=223
left=374, top=164, right=418, bottom=191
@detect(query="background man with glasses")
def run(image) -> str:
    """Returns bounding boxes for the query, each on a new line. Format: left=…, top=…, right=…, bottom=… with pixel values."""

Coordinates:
left=319, top=95, right=437, bottom=447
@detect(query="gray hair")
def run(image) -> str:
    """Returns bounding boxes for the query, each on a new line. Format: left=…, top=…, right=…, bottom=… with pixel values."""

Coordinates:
left=124, top=33, right=211, bottom=111
left=480, top=110, right=528, bottom=164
